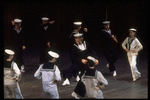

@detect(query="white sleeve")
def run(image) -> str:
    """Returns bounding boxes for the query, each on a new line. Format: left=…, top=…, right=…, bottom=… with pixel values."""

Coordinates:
left=97, top=71, right=108, bottom=86
left=122, top=37, right=128, bottom=50
left=13, top=62, right=21, bottom=81
left=34, top=65, right=42, bottom=79
left=54, top=65, right=61, bottom=81
left=13, top=62, right=21, bottom=75
left=135, top=38, right=143, bottom=52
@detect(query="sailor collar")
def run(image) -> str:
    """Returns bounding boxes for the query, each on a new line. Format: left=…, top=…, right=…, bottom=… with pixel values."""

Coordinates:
left=14, top=27, right=22, bottom=34
left=44, top=26, right=48, bottom=31
left=102, top=29, right=111, bottom=35
left=128, top=37, right=136, bottom=50
left=74, top=41, right=86, bottom=51
left=128, top=37, right=136, bottom=44
left=40, top=63, right=56, bottom=72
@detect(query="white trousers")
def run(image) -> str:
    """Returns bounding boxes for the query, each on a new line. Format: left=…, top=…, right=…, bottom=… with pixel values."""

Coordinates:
left=127, top=53, right=141, bottom=80
left=4, top=81, right=23, bottom=99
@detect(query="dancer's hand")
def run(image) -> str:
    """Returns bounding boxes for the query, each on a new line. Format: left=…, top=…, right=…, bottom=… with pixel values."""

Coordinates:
left=53, top=80, right=57, bottom=84
left=49, top=21, right=55, bottom=24
left=47, top=42, right=50, bottom=48
left=81, top=59, right=88, bottom=64
left=11, top=20, right=15, bottom=25
left=131, top=50, right=136, bottom=53
left=95, top=59, right=99, bottom=65
left=22, top=46, right=26, bottom=50
left=113, top=36, right=118, bottom=43
left=125, top=48, right=129, bottom=52
left=84, top=28, right=88, bottom=32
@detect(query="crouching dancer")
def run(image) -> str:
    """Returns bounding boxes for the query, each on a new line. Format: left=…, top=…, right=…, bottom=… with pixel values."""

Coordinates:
left=72, top=56, right=108, bottom=99
left=62, top=33, right=98, bottom=86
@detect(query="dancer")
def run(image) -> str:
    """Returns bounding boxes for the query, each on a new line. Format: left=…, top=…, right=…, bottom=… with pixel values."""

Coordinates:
left=4, top=49, right=23, bottom=99
left=69, top=21, right=88, bottom=44
left=62, top=33, right=99, bottom=86
left=38, top=17, right=55, bottom=64
left=34, top=51, right=61, bottom=99
left=101, top=21, right=118, bottom=76
left=10, top=18, right=26, bottom=72
left=122, top=28, right=143, bottom=81
left=72, top=56, right=108, bottom=99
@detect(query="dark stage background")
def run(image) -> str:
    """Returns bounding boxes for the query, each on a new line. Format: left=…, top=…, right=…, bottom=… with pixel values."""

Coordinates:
left=4, top=2, right=147, bottom=53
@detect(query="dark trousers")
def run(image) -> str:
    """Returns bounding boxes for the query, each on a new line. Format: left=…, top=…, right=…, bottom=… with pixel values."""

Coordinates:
left=103, top=50, right=119, bottom=72
left=13, top=46, right=24, bottom=68
left=39, top=45, right=49, bottom=64
left=62, top=63, right=89, bottom=80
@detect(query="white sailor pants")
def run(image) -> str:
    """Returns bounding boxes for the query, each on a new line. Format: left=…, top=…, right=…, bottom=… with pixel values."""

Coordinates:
left=4, top=81, right=23, bottom=99
left=127, top=53, right=141, bottom=80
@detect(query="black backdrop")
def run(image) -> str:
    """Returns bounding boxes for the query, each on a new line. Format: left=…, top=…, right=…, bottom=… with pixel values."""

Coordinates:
left=3, top=2, right=147, bottom=53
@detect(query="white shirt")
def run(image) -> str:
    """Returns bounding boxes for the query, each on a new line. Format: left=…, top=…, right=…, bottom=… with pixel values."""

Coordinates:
left=44, top=26, right=48, bottom=31
left=74, top=41, right=87, bottom=51
left=102, top=29, right=111, bottom=35
left=122, top=37, right=143, bottom=55
left=78, top=43, right=86, bottom=51
left=4, top=61, right=21, bottom=81
left=14, top=27, right=22, bottom=34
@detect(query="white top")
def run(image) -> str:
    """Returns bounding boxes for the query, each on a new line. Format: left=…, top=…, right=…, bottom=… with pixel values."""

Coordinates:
left=81, top=70, right=108, bottom=98
left=78, top=43, right=86, bottom=51
left=122, top=37, right=143, bottom=55
left=4, top=61, right=21, bottom=81
left=74, top=41, right=87, bottom=51
left=34, top=64, right=61, bottom=84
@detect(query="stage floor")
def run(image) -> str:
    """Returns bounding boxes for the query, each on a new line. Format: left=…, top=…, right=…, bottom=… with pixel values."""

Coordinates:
left=18, top=47, right=148, bottom=99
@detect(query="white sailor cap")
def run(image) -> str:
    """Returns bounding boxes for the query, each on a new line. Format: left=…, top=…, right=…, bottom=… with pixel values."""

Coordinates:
left=48, top=51, right=59, bottom=58
left=73, top=33, right=83, bottom=37
left=102, top=21, right=110, bottom=24
left=42, top=17, right=49, bottom=21
left=73, top=22, right=82, bottom=25
left=87, top=56, right=96, bottom=63
left=129, top=28, right=137, bottom=32
left=5, top=49, right=15, bottom=55
left=14, top=19, right=22, bottom=23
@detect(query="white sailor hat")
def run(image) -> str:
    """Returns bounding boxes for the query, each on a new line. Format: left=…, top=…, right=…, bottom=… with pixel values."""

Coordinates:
left=14, top=19, right=22, bottom=23
left=73, top=33, right=83, bottom=37
left=102, top=21, right=110, bottom=24
left=5, top=49, right=15, bottom=55
left=48, top=51, right=59, bottom=58
left=129, top=28, right=137, bottom=32
left=73, top=22, right=82, bottom=25
left=42, top=17, right=49, bottom=21
left=87, top=56, right=96, bottom=63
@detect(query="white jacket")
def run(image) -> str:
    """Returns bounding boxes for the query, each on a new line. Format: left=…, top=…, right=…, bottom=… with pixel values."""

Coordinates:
left=4, top=61, right=21, bottom=83
left=81, top=70, right=108, bottom=99
left=34, top=64, right=61, bottom=99
left=122, top=37, right=143, bottom=56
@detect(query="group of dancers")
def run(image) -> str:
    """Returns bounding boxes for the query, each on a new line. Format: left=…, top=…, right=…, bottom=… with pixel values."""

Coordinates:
left=4, top=17, right=143, bottom=99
